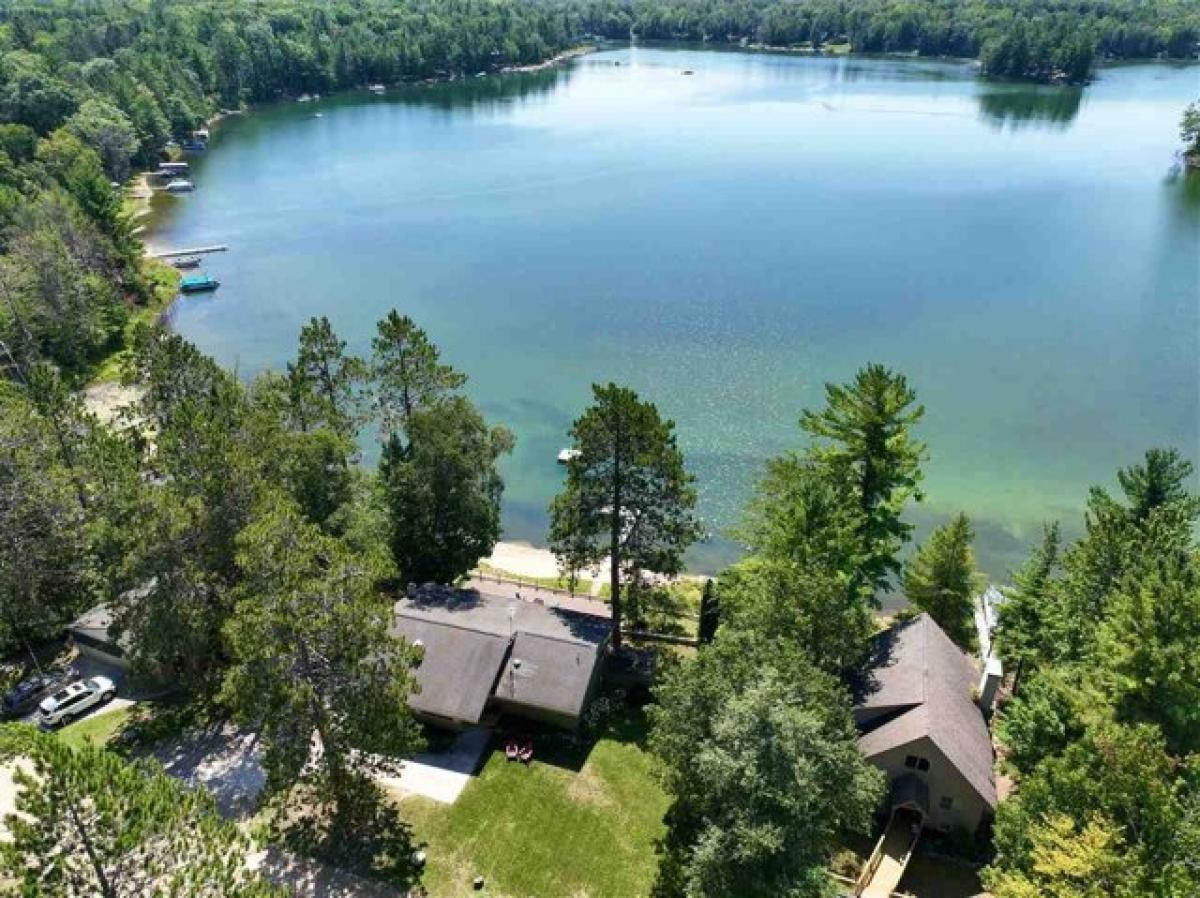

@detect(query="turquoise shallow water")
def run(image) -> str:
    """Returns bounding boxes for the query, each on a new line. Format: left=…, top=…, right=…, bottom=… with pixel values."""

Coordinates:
left=151, top=47, right=1200, bottom=577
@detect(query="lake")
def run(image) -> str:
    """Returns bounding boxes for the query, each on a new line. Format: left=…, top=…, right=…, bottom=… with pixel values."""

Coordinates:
left=148, top=46, right=1200, bottom=577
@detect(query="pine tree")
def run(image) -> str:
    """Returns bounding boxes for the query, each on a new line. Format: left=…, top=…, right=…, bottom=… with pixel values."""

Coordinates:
left=549, top=384, right=702, bottom=649
left=220, top=495, right=423, bottom=827
left=902, top=513, right=978, bottom=649
left=697, top=578, right=719, bottom=644
left=801, top=363, right=926, bottom=599
left=0, top=725, right=282, bottom=898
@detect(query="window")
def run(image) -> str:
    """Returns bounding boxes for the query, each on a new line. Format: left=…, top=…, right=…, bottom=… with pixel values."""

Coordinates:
left=917, top=757, right=930, bottom=772
left=939, top=796, right=953, bottom=810
left=904, top=755, right=918, bottom=769
left=905, top=755, right=931, bottom=772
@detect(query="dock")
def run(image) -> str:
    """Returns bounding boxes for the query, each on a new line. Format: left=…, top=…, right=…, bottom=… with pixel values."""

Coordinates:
left=151, top=245, right=228, bottom=259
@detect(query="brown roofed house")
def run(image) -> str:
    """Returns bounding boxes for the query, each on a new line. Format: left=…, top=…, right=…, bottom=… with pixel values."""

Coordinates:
left=390, top=584, right=612, bottom=731
left=854, top=613, right=997, bottom=836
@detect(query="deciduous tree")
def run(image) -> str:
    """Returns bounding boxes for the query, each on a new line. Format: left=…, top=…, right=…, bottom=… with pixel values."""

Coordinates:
left=649, top=631, right=883, bottom=898
left=379, top=397, right=513, bottom=584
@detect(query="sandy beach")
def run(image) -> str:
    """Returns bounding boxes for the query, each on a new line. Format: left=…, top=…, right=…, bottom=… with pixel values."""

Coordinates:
left=482, top=540, right=611, bottom=581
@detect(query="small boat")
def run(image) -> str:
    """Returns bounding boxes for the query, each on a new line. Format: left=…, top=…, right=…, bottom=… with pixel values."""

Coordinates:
left=180, top=274, right=220, bottom=293
left=181, top=140, right=207, bottom=151
left=557, top=448, right=581, bottom=465
left=682, top=69, right=694, bottom=75
left=158, top=161, right=189, bottom=174
left=171, top=256, right=201, bottom=269
left=193, top=128, right=210, bottom=141
left=368, top=83, right=386, bottom=94
left=297, top=93, right=313, bottom=103
left=165, top=179, right=194, bottom=193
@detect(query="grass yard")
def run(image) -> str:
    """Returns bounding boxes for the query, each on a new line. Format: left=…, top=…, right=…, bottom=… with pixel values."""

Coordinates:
left=398, top=707, right=668, bottom=898
left=57, top=704, right=134, bottom=750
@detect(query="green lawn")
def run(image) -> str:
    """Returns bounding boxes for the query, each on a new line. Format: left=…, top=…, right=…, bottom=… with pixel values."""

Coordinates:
left=398, top=708, right=668, bottom=898
left=57, top=704, right=134, bottom=750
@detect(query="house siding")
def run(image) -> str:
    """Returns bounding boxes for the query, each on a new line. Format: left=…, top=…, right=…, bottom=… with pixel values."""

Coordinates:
left=866, top=736, right=990, bottom=835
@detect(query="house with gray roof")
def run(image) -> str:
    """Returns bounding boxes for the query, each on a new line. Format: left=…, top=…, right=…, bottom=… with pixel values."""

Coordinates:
left=68, top=603, right=130, bottom=670
left=390, top=584, right=612, bottom=731
left=854, top=613, right=997, bottom=835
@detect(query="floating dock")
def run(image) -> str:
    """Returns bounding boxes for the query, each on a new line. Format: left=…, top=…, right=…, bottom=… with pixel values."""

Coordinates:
left=151, top=245, right=228, bottom=259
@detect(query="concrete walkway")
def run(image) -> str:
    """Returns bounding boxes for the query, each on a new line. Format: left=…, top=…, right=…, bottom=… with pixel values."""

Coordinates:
left=378, top=727, right=490, bottom=804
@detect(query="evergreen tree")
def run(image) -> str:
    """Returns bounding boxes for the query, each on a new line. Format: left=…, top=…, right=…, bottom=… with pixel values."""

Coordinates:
left=370, top=311, right=465, bottom=442
left=1182, top=100, right=1200, bottom=159
left=996, top=522, right=1061, bottom=691
left=0, top=725, right=282, bottom=898
left=380, top=397, right=513, bottom=584
left=549, top=383, right=702, bottom=649
left=286, top=315, right=367, bottom=437
left=697, top=578, right=719, bottom=644
left=368, top=312, right=511, bottom=583
left=220, top=495, right=423, bottom=826
left=902, top=512, right=978, bottom=649
left=800, top=363, right=926, bottom=599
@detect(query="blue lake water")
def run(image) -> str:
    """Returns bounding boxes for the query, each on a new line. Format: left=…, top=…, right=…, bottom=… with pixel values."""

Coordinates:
left=150, top=46, right=1200, bottom=576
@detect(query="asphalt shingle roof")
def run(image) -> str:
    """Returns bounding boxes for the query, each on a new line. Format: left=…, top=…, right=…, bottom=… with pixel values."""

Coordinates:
left=855, top=614, right=997, bottom=809
left=390, top=585, right=612, bottom=725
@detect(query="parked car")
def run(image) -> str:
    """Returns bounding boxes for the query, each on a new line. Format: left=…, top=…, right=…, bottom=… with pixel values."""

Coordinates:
left=36, top=676, right=116, bottom=728
left=2, top=670, right=73, bottom=719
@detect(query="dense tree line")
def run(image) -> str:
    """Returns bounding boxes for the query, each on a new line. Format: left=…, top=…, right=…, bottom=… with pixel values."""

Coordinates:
left=985, top=449, right=1200, bottom=897
left=0, top=311, right=510, bottom=871
left=572, top=0, right=1199, bottom=81
left=0, top=0, right=1193, bottom=373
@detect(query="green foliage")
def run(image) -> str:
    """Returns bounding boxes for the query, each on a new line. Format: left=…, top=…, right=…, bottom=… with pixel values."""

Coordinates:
left=697, top=578, right=718, bottom=644
left=985, top=812, right=1143, bottom=898
left=549, top=382, right=702, bottom=647
left=371, top=311, right=467, bottom=441
left=996, top=668, right=1087, bottom=775
left=648, top=630, right=884, bottom=898
left=287, top=315, right=366, bottom=438
left=1183, top=101, right=1200, bottom=156
left=801, top=363, right=926, bottom=598
left=0, top=385, right=92, bottom=657
left=991, top=723, right=1185, bottom=894
left=576, top=0, right=1196, bottom=82
left=0, top=724, right=283, bottom=897
left=718, top=557, right=874, bottom=675
left=65, top=98, right=139, bottom=183
left=987, top=449, right=1200, bottom=898
left=1098, top=563, right=1200, bottom=755
left=369, top=312, right=512, bottom=584
left=995, top=521, right=1061, bottom=679
left=220, top=495, right=423, bottom=815
left=380, top=398, right=513, bottom=585
left=901, top=512, right=978, bottom=649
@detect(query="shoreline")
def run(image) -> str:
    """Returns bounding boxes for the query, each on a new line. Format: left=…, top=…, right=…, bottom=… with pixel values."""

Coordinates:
left=500, top=44, right=596, bottom=74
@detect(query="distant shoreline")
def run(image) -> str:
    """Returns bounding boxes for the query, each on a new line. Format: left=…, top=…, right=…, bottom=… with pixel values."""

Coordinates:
left=501, top=44, right=596, bottom=74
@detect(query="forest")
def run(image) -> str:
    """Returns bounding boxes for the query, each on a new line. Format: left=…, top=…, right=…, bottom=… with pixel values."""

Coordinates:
left=0, top=1, right=1198, bottom=894
left=0, top=0, right=1196, bottom=378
